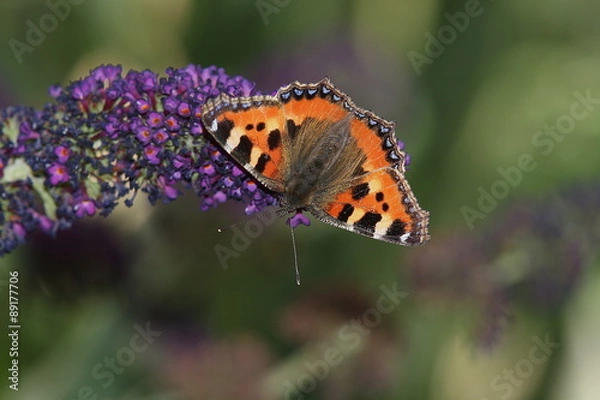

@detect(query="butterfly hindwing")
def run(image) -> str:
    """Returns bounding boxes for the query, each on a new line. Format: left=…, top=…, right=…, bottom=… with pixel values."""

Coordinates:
left=314, top=168, right=429, bottom=245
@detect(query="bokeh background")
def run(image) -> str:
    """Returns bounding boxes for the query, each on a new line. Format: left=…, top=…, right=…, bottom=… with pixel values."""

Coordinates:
left=1, top=0, right=600, bottom=399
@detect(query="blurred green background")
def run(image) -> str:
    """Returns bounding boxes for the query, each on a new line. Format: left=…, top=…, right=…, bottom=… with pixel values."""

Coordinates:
left=1, top=0, right=600, bottom=399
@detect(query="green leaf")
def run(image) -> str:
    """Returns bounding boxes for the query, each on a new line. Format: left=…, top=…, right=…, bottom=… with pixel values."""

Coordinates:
left=1, top=158, right=58, bottom=220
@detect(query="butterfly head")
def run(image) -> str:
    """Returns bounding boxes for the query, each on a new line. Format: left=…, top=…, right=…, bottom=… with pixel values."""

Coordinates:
left=280, top=175, right=317, bottom=211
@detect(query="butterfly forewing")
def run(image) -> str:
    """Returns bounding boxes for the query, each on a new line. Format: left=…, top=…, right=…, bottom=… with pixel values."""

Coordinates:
left=202, top=94, right=287, bottom=191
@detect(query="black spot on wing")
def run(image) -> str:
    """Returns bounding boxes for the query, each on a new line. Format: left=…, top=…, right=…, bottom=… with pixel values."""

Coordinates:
left=319, top=84, right=332, bottom=98
left=280, top=90, right=292, bottom=103
left=382, top=136, right=395, bottom=150
left=292, top=87, right=305, bottom=99
left=231, top=135, right=253, bottom=164
left=245, top=124, right=254, bottom=130
left=379, top=134, right=402, bottom=163
left=268, top=129, right=282, bottom=150
left=386, top=151, right=401, bottom=163
left=353, top=165, right=366, bottom=177
left=256, top=122, right=266, bottom=131
left=382, top=203, right=389, bottom=212
left=375, top=192, right=384, bottom=202
left=351, top=183, right=370, bottom=200
left=306, top=88, right=318, bottom=99
left=378, top=124, right=391, bottom=137
left=354, top=212, right=382, bottom=234
left=385, top=219, right=406, bottom=238
left=287, top=119, right=298, bottom=141
left=338, top=204, right=354, bottom=223
left=255, top=153, right=270, bottom=173
left=211, top=118, right=235, bottom=143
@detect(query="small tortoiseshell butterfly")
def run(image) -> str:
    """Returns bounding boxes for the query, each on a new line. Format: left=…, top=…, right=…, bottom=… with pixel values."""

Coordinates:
left=202, top=78, right=430, bottom=246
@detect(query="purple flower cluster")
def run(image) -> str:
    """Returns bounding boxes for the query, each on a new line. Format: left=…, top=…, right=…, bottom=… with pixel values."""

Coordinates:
left=0, top=64, right=278, bottom=256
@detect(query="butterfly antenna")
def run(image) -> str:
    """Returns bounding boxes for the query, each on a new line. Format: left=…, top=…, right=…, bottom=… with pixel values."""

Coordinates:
left=289, top=223, right=301, bottom=286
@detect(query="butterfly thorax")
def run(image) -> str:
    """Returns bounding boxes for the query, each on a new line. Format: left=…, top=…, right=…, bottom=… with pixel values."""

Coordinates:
left=280, top=115, right=365, bottom=212
left=282, top=171, right=321, bottom=212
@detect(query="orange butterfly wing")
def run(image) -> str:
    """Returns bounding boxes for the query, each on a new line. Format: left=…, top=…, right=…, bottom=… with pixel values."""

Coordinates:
left=202, top=93, right=287, bottom=192
left=277, top=79, right=429, bottom=245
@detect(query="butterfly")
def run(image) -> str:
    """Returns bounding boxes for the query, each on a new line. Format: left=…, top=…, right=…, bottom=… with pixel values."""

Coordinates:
left=201, top=78, right=430, bottom=248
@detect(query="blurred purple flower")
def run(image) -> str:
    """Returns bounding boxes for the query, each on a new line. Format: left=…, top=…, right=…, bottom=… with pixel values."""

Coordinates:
left=161, top=334, right=272, bottom=400
left=48, top=163, right=70, bottom=185
left=406, top=185, right=596, bottom=348
left=74, top=199, right=96, bottom=218
left=54, top=146, right=70, bottom=163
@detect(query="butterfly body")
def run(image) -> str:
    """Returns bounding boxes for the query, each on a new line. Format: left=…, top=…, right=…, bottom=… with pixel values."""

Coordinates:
left=202, top=78, right=430, bottom=245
